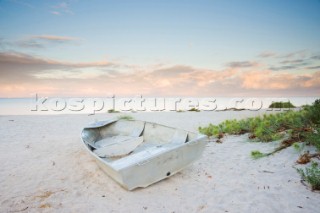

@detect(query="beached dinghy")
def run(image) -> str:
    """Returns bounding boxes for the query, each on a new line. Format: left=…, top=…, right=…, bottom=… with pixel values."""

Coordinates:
left=81, top=119, right=207, bottom=190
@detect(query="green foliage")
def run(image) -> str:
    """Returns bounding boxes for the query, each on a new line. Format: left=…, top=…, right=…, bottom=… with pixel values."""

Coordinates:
left=198, top=99, right=320, bottom=165
left=188, top=107, right=200, bottom=112
left=199, top=99, right=320, bottom=143
left=305, top=99, right=320, bottom=125
left=297, top=162, right=320, bottom=190
left=292, top=142, right=300, bottom=151
left=108, top=109, right=119, bottom=113
left=251, top=150, right=267, bottom=159
left=199, top=123, right=223, bottom=137
left=302, top=99, right=320, bottom=151
left=292, top=142, right=304, bottom=153
left=269, top=101, right=296, bottom=108
left=305, top=128, right=320, bottom=151
left=199, top=113, right=289, bottom=142
left=117, top=115, right=134, bottom=120
left=253, top=119, right=282, bottom=142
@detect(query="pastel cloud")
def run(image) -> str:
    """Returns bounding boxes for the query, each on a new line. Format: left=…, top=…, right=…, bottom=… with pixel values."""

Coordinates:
left=0, top=51, right=115, bottom=87
left=0, top=51, right=319, bottom=97
left=266, top=52, right=320, bottom=71
left=258, top=52, right=277, bottom=58
left=307, top=66, right=320, bottom=70
left=280, top=59, right=305, bottom=64
left=0, top=35, right=80, bottom=50
left=241, top=70, right=320, bottom=90
left=31, top=35, right=79, bottom=42
left=226, top=61, right=259, bottom=68
left=0, top=52, right=112, bottom=68
left=51, top=11, right=61, bottom=16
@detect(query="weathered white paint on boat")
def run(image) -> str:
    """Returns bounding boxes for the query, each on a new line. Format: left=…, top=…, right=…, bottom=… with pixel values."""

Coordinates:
left=94, top=136, right=144, bottom=158
left=80, top=119, right=208, bottom=190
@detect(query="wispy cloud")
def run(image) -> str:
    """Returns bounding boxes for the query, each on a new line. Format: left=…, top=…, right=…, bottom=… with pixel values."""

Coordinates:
left=307, top=66, right=320, bottom=70
left=278, top=50, right=307, bottom=59
left=0, top=51, right=113, bottom=68
left=31, top=35, right=80, bottom=42
left=0, top=35, right=81, bottom=50
left=51, top=11, right=61, bottom=16
left=266, top=51, right=320, bottom=71
left=269, top=58, right=310, bottom=71
left=51, top=1, right=74, bottom=15
left=280, top=59, right=305, bottom=64
left=226, top=61, right=259, bottom=68
left=16, top=40, right=43, bottom=49
left=310, top=55, right=320, bottom=61
left=269, top=65, right=301, bottom=71
left=258, top=51, right=277, bottom=58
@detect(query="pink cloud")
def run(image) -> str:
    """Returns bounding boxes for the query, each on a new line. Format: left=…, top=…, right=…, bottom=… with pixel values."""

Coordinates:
left=1, top=51, right=319, bottom=97
left=240, top=70, right=320, bottom=90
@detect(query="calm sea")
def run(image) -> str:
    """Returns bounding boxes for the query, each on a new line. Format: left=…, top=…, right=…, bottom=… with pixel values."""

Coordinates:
left=0, top=97, right=318, bottom=115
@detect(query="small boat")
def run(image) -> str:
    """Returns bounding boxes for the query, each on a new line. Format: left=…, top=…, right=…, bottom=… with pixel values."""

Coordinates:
left=80, top=119, right=207, bottom=190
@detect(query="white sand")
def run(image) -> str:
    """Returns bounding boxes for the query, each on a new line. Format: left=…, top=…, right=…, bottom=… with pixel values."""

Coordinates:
left=0, top=111, right=319, bottom=213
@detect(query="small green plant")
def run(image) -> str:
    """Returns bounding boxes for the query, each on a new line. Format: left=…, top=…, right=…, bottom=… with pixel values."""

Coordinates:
left=251, top=150, right=267, bottom=159
left=293, top=142, right=300, bottom=151
left=198, top=124, right=222, bottom=138
left=176, top=110, right=185, bottom=112
left=117, top=115, right=134, bottom=120
left=305, top=99, right=320, bottom=125
left=297, top=162, right=320, bottom=190
left=108, top=109, right=119, bottom=113
left=188, top=107, right=200, bottom=112
left=292, top=142, right=304, bottom=153
left=305, top=128, right=320, bottom=151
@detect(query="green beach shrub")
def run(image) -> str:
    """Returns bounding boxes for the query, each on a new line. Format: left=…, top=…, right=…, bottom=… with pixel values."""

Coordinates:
left=199, top=99, right=320, bottom=158
left=199, top=99, right=320, bottom=142
left=297, top=162, right=320, bottom=190
left=305, top=128, right=320, bottom=151
left=305, top=99, right=320, bottom=125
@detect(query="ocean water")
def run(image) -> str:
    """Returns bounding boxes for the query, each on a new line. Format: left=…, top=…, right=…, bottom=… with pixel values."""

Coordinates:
left=0, top=97, right=319, bottom=115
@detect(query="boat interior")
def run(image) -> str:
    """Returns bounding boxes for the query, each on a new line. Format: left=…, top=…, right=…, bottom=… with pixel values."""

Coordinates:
left=81, top=119, right=198, bottom=162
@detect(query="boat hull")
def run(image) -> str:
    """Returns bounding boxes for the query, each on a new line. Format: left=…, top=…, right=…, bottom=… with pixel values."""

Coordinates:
left=81, top=119, right=207, bottom=190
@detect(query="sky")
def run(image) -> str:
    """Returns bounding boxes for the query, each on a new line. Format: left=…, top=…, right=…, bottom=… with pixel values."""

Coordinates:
left=0, top=0, right=320, bottom=97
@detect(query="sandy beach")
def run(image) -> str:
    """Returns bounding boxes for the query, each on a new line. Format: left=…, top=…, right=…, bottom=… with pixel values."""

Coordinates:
left=0, top=111, right=319, bottom=213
